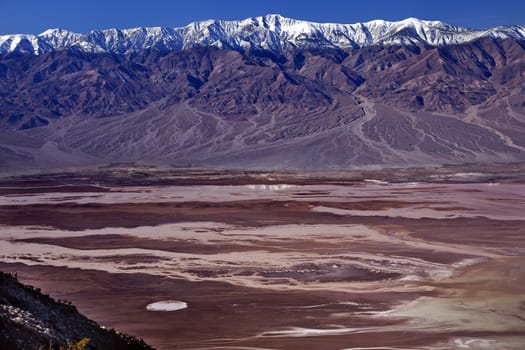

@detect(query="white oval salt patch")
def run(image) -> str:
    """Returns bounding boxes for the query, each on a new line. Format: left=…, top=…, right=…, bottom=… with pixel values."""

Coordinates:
left=146, top=300, right=188, bottom=311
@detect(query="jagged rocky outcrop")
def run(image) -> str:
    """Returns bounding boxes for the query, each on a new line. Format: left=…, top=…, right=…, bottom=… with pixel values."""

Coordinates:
left=0, top=271, right=154, bottom=350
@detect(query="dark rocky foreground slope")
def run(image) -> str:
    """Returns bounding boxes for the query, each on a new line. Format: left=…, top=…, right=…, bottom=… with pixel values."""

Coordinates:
left=1, top=23, right=525, bottom=171
left=0, top=271, right=154, bottom=350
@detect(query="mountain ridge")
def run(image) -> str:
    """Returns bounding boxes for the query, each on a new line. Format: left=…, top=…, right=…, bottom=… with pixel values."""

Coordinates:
left=1, top=14, right=525, bottom=55
left=1, top=15, right=525, bottom=171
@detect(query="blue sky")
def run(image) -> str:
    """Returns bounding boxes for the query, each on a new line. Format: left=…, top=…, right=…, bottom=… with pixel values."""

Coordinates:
left=0, top=0, right=523, bottom=34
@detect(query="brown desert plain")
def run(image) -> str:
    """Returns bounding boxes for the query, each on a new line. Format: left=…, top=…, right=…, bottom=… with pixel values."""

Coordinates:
left=1, top=163, right=525, bottom=350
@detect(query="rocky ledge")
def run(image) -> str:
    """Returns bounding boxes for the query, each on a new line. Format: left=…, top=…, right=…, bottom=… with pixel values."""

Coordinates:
left=0, top=271, right=154, bottom=350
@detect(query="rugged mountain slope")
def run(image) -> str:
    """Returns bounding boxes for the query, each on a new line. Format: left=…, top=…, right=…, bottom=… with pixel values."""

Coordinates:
left=1, top=16, right=525, bottom=171
left=0, top=271, right=154, bottom=350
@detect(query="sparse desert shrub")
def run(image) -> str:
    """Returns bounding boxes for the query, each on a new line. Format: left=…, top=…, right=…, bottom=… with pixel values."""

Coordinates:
left=60, top=338, right=90, bottom=350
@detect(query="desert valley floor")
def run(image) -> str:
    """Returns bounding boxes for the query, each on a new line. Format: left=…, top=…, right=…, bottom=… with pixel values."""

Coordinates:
left=1, top=164, right=525, bottom=350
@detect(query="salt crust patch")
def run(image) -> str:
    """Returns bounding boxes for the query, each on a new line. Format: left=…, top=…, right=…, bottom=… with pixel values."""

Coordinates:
left=146, top=300, right=187, bottom=311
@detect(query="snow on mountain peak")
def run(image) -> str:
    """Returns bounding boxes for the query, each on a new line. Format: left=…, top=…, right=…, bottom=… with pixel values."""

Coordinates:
left=0, top=34, right=51, bottom=55
left=1, top=15, right=524, bottom=55
left=38, top=28, right=82, bottom=49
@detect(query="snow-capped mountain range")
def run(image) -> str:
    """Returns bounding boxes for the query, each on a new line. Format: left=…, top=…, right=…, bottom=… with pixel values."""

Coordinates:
left=1, top=14, right=525, bottom=55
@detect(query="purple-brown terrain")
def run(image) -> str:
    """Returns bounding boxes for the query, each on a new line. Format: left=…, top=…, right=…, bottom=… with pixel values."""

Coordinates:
left=1, top=15, right=525, bottom=171
left=1, top=15, right=525, bottom=350
left=1, top=165, right=525, bottom=349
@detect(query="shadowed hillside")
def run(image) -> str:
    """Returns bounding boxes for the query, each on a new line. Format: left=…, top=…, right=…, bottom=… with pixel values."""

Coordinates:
left=0, top=271, right=154, bottom=350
